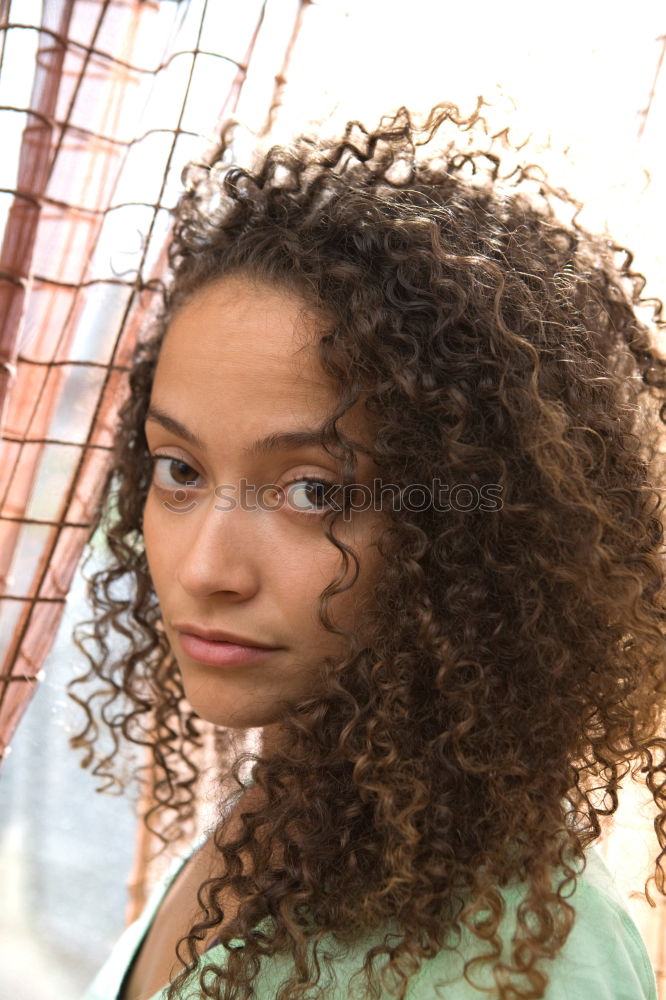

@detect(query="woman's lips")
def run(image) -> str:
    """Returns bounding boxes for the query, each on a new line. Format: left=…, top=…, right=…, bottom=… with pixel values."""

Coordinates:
left=177, top=631, right=279, bottom=667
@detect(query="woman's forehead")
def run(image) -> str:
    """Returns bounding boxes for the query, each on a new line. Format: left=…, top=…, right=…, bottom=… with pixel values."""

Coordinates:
left=159, top=274, right=332, bottom=387
left=151, top=275, right=377, bottom=458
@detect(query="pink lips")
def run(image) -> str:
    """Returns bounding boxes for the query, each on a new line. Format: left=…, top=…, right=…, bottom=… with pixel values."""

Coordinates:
left=176, top=631, right=278, bottom=667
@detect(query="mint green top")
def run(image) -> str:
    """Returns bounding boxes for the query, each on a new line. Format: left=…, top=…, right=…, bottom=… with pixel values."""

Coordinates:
left=81, top=836, right=657, bottom=1000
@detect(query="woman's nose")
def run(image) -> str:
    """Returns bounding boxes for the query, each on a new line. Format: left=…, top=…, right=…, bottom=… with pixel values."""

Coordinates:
left=174, top=489, right=262, bottom=600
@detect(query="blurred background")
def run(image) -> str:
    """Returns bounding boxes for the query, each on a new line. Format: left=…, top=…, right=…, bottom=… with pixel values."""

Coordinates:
left=0, top=1, right=664, bottom=997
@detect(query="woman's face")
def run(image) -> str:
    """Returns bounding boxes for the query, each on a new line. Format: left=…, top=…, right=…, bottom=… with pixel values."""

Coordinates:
left=142, top=273, right=384, bottom=730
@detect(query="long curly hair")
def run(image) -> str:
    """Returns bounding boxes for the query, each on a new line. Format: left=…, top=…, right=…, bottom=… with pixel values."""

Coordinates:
left=68, top=102, right=666, bottom=1000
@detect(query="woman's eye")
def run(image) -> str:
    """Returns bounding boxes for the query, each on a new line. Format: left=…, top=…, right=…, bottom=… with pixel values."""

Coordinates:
left=149, top=455, right=201, bottom=489
left=285, top=478, right=340, bottom=516
left=146, top=459, right=340, bottom=516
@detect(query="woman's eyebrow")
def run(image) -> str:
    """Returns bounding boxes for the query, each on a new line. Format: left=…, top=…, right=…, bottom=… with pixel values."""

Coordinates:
left=145, top=403, right=362, bottom=462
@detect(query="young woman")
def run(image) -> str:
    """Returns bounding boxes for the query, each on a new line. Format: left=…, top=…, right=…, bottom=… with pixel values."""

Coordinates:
left=74, top=103, right=666, bottom=1000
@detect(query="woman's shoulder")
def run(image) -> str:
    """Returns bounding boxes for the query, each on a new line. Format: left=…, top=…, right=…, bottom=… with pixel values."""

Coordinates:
left=544, top=848, right=657, bottom=999
left=233, top=846, right=657, bottom=1000
left=406, top=847, right=657, bottom=1000
left=82, top=835, right=657, bottom=1000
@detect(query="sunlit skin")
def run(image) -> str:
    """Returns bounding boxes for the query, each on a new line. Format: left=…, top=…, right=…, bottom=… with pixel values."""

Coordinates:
left=142, top=273, right=385, bottom=737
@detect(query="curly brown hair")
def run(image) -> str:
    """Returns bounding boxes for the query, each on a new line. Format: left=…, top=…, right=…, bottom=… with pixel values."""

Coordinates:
left=68, top=102, right=666, bottom=1000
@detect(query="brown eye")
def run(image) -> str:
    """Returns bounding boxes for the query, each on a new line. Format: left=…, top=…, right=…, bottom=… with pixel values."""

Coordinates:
left=149, top=456, right=201, bottom=489
left=284, top=478, right=340, bottom=516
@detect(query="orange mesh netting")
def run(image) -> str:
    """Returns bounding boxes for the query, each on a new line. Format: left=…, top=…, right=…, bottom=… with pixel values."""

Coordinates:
left=0, top=0, right=307, bottom=769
